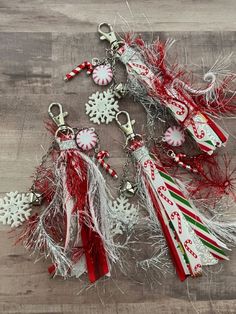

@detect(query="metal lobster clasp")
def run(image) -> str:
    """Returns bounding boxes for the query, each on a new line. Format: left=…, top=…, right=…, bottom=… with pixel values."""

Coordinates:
left=98, top=22, right=121, bottom=50
left=116, top=111, right=136, bottom=142
left=48, top=103, right=68, bottom=131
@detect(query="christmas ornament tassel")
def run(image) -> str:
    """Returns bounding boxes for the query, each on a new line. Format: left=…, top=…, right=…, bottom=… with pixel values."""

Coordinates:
left=143, top=178, right=188, bottom=280
left=54, top=138, right=117, bottom=282
left=79, top=152, right=120, bottom=267
left=111, top=33, right=234, bottom=154
left=136, top=154, right=221, bottom=278
left=20, top=176, right=72, bottom=278
left=19, top=101, right=120, bottom=282
left=116, top=111, right=232, bottom=280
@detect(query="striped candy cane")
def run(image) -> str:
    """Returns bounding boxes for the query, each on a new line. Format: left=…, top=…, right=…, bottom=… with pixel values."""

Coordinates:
left=96, top=151, right=118, bottom=179
left=184, top=239, right=198, bottom=259
left=173, top=153, right=198, bottom=174
left=64, top=61, right=93, bottom=81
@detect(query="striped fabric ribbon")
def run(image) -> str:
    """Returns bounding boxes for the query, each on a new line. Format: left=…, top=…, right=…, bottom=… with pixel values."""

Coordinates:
left=131, top=142, right=228, bottom=280
left=155, top=163, right=228, bottom=260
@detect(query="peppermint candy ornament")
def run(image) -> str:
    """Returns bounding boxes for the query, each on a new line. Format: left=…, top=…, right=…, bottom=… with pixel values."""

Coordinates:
left=75, top=128, right=98, bottom=151
left=164, top=126, right=185, bottom=147
left=92, top=64, right=113, bottom=86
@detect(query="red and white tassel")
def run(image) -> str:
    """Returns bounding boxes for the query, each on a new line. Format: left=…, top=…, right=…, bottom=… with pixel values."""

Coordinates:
left=115, top=111, right=235, bottom=280
left=129, top=137, right=230, bottom=280
left=117, top=39, right=232, bottom=154
left=64, top=61, right=93, bottom=81
left=18, top=133, right=119, bottom=283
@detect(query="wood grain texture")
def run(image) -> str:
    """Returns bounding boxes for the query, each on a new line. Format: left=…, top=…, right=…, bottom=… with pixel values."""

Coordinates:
left=0, top=1, right=236, bottom=313
left=0, top=0, right=235, bottom=32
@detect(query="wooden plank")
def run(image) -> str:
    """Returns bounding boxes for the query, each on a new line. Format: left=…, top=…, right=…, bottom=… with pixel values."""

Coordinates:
left=0, top=0, right=235, bottom=32
left=1, top=300, right=236, bottom=314
left=0, top=33, right=52, bottom=94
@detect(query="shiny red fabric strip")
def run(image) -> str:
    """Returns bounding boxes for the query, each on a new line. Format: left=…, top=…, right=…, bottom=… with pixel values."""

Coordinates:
left=66, top=150, right=109, bottom=283
left=144, top=177, right=187, bottom=281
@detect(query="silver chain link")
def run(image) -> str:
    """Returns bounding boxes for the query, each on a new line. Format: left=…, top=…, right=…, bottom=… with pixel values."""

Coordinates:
left=30, top=144, right=55, bottom=192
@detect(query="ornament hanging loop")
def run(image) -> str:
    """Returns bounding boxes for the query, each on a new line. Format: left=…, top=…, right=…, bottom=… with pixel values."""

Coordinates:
left=116, top=111, right=136, bottom=143
left=98, top=22, right=123, bottom=51
left=55, top=126, right=75, bottom=141
left=167, top=150, right=176, bottom=158
left=48, top=103, right=68, bottom=131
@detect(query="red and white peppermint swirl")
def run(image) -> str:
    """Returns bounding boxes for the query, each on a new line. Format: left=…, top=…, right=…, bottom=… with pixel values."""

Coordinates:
left=164, top=126, right=185, bottom=147
left=92, top=65, right=113, bottom=86
left=75, top=128, right=98, bottom=151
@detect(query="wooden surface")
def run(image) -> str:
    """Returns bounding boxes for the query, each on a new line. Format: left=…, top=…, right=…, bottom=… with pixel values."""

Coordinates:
left=0, top=1, right=236, bottom=313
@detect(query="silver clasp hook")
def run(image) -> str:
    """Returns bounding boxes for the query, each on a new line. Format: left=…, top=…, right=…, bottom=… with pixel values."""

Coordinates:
left=48, top=102, right=68, bottom=131
left=116, top=111, right=136, bottom=142
left=98, top=22, right=121, bottom=50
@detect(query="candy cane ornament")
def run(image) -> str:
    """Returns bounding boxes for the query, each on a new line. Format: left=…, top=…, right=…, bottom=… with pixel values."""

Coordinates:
left=96, top=151, right=118, bottom=179
left=64, top=61, right=93, bottom=81
left=172, top=153, right=199, bottom=174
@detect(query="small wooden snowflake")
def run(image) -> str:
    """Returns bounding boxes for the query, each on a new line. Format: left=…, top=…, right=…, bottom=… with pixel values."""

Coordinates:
left=85, top=90, right=119, bottom=124
left=0, top=191, right=32, bottom=227
left=109, top=195, right=139, bottom=236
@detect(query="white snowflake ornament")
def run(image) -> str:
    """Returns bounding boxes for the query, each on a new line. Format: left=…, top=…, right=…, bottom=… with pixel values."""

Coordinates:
left=85, top=90, right=119, bottom=124
left=0, top=191, right=32, bottom=228
left=109, top=195, right=139, bottom=236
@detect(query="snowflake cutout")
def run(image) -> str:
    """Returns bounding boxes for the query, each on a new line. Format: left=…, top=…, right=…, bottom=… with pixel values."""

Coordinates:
left=85, top=90, right=119, bottom=124
left=0, top=191, right=32, bottom=227
left=109, top=195, right=139, bottom=236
